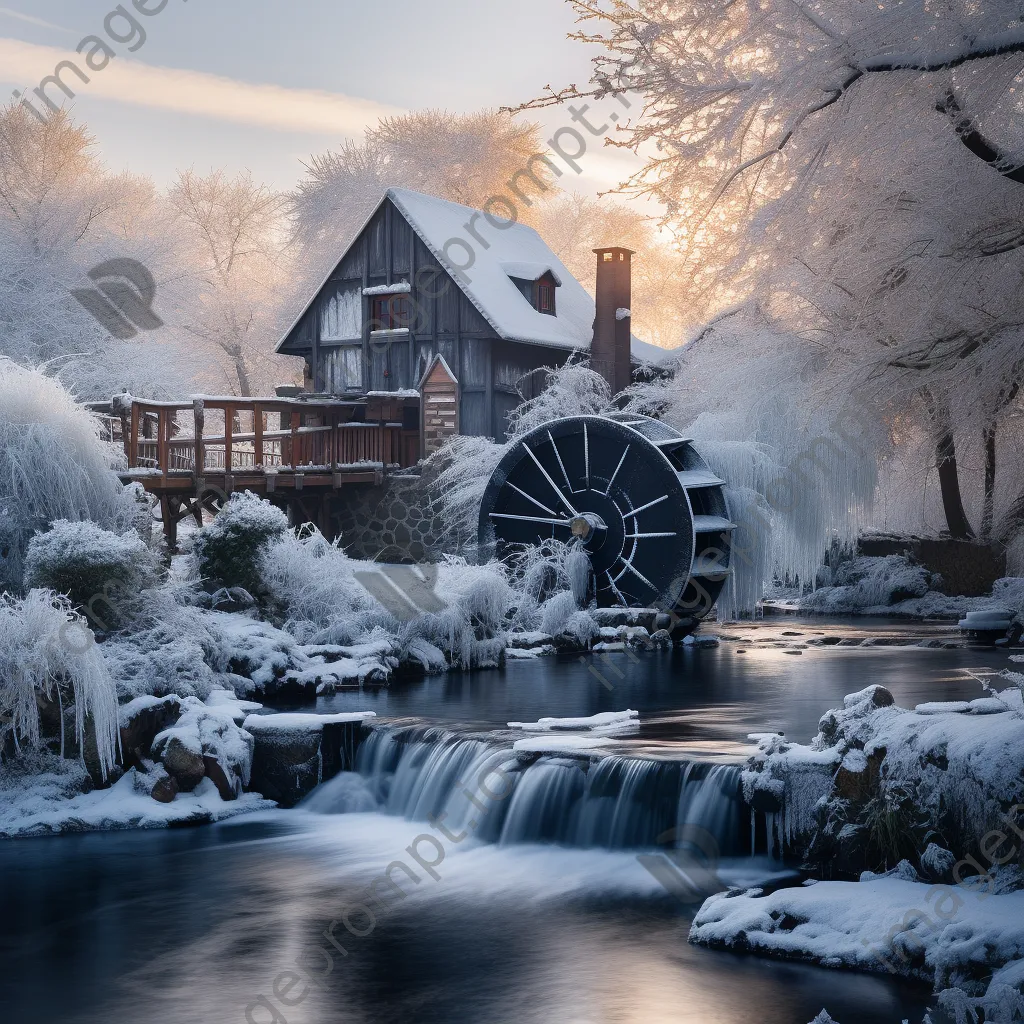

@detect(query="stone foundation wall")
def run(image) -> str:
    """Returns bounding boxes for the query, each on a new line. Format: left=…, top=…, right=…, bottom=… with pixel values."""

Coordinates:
left=330, top=469, right=447, bottom=563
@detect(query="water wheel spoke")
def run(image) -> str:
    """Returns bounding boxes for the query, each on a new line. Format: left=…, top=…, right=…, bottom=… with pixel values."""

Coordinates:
left=604, top=570, right=628, bottom=605
left=624, top=532, right=678, bottom=539
left=627, top=494, right=669, bottom=518
left=547, top=430, right=573, bottom=494
left=616, top=556, right=657, bottom=591
left=604, top=445, right=630, bottom=496
left=584, top=422, right=590, bottom=491
left=507, top=480, right=558, bottom=517
left=490, top=513, right=572, bottom=527
left=524, top=443, right=579, bottom=517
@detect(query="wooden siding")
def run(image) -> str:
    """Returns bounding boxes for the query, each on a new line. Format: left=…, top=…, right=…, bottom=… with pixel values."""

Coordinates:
left=280, top=196, right=578, bottom=442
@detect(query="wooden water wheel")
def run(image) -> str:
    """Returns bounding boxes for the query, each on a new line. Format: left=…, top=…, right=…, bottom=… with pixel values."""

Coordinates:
left=478, top=413, right=735, bottom=624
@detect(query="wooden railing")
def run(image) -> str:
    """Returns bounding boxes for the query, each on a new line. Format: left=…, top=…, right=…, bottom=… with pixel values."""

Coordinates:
left=112, top=396, right=417, bottom=482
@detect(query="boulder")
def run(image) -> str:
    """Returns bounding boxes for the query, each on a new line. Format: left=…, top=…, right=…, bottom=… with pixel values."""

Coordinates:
left=131, top=762, right=179, bottom=804
left=591, top=607, right=659, bottom=631
left=118, top=695, right=184, bottom=769
left=834, top=748, right=885, bottom=803
left=151, top=696, right=255, bottom=797
left=155, top=735, right=206, bottom=791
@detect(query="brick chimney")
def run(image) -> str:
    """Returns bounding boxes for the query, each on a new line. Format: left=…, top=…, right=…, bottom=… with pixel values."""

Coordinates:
left=591, top=247, right=634, bottom=395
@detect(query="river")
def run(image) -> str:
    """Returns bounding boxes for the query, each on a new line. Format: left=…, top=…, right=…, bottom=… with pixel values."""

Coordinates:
left=0, top=617, right=1009, bottom=1024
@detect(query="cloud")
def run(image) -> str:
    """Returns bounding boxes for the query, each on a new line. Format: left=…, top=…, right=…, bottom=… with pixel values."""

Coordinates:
left=0, top=7, right=76, bottom=34
left=0, top=37, right=404, bottom=136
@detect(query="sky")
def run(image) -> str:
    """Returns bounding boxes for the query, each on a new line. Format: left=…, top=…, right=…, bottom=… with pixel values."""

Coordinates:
left=0, top=0, right=647, bottom=198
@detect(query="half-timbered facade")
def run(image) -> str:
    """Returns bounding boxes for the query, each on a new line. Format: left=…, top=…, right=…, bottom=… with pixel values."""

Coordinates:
left=277, top=187, right=665, bottom=441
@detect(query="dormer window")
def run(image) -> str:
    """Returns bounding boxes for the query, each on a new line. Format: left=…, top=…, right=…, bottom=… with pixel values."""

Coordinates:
left=537, top=278, right=555, bottom=315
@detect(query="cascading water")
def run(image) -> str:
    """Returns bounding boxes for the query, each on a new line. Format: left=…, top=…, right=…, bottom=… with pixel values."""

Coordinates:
left=304, top=725, right=755, bottom=857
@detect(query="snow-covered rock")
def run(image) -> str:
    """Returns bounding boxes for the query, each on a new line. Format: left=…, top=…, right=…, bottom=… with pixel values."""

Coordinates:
left=0, top=764, right=272, bottom=837
left=244, top=711, right=376, bottom=807
left=151, top=696, right=255, bottom=799
left=690, top=874, right=1024, bottom=1000
left=507, top=710, right=639, bottom=736
left=742, top=681, right=1024, bottom=875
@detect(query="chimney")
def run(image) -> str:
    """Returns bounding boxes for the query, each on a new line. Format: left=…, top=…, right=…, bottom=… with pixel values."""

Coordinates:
left=591, top=247, right=634, bottom=395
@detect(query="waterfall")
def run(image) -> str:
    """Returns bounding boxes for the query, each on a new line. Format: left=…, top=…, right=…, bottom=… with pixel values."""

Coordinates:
left=314, top=725, right=753, bottom=856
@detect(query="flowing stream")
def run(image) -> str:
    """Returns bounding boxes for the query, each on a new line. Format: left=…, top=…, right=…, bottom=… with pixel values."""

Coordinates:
left=1, top=617, right=1006, bottom=1023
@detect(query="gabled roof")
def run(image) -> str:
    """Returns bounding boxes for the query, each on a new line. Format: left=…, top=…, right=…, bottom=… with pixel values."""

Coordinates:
left=277, top=186, right=673, bottom=364
left=417, top=352, right=458, bottom=390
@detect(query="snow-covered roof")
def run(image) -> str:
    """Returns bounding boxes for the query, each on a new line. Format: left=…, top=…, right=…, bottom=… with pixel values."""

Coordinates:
left=277, top=187, right=674, bottom=365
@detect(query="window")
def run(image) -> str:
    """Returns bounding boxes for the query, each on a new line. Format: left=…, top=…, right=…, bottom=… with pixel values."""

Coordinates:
left=536, top=279, right=556, bottom=316
left=320, top=284, right=361, bottom=341
left=370, top=295, right=411, bottom=331
left=323, top=345, right=363, bottom=393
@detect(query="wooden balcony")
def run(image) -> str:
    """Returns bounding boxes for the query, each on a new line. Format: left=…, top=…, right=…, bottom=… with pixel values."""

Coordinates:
left=91, top=393, right=422, bottom=546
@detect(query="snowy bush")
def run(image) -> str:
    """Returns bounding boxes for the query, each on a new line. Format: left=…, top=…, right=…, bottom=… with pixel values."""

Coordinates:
left=800, top=556, right=935, bottom=615
left=24, top=520, right=159, bottom=629
left=426, top=435, right=505, bottom=553
left=191, top=491, right=288, bottom=598
left=259, top=527, right=388, bottom=643
left=0, top=360, right=140, bottom=593
left=399, top=558, right=515, bottom=669
left=505, top=359, right=611, bottom=438
left=0, top=590, right=118, bottom=778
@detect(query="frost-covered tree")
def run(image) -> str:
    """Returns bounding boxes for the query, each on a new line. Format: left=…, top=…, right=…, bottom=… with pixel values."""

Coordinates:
left=169, top=169, right=296, bottom=397
left=290, top=110, right=555, bottom=263
left=0, top=103, right=200, bottom=399
left=532, top=1, right=1024, bottom=547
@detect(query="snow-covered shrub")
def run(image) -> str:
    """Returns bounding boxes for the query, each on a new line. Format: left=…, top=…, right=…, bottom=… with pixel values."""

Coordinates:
left=0, top=589, right=118, bottom=778
left=426, top=435, right=505, bottom=552
left=400, top=558, right=515, bottom=669
left=259, top=526, right=388, bottom=643
left=24, top=520, right=159, bottom=629
left=191, top=492, right=288, bottom=598
left=0, top=360, right=138, bottom=593
left=800, top=555, right=935, bottom=614
left=505, top=359, right=611, bottom=438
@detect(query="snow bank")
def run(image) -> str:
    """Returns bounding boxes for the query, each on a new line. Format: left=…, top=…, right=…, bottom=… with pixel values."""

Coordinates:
left=0, top=768, right=273, bottom=837
left=243, top=711, right=376, bottom=733
left=797, top=556, right=1024, bottom=622
left=691, top=872, right=1024, bottom=1015
left=512, top=735, right=613, bottom=754
left=800, top=555, right=934, bottom=614
left=103, top=607, right=397, bottom=702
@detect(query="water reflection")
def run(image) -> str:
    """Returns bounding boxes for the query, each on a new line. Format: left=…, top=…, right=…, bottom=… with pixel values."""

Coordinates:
left=313, top=617, right=1010, bottom=747
left=0, top=817, right=931, bottom=1024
